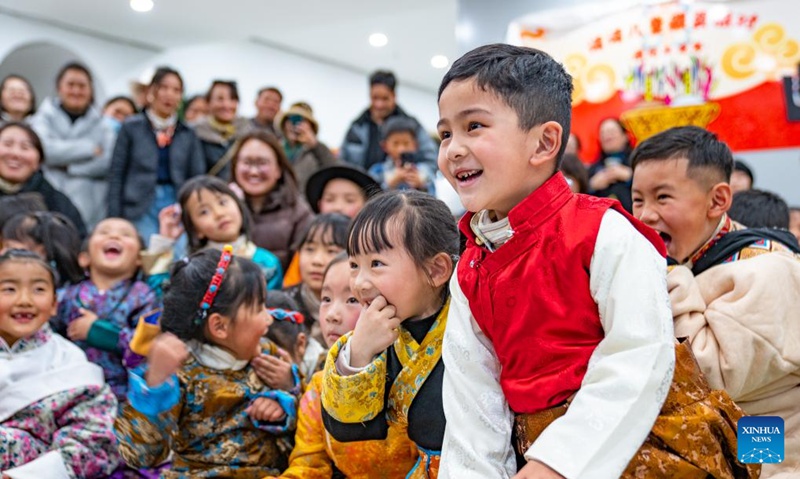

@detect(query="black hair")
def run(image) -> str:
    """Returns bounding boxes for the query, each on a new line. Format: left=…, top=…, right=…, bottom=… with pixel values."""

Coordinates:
left=370, top=70, right=397, bottom=92
left=300, top=213, right=351, bottom=249
left=733, top=159, right=755, bottom=185
left=184, top=94, right=205, bottom=109
left=56, top=61, right=93, bottom=86
left=0, top=193, right=47, bottom=234
left=0, top=122, right=45, bottom=168
left=206, top=80, right=239, bottom=102
left=439, top=43, right=573, bottom=167
left=630, top=126, right=733, bottom=183
left=0, top=74, right=36, bottom=117
left=1, top=212, right=83, bottom=287
left=257, top=86, right=283, bottom=101
left=102, top=95, right=137, bottom=114
left=162, top=249, right=266, bottom=343
left=177, top=175, right=252, bottom=252
left=728, top=189, right=790, bottom=229
left=348, top=190, right=459, bottom=279
left=0, top=248, right=57, bottom=290
left=381, top=116, right=418, bottom=142
left=150, top=66, right=184, bottom=91
left=265, top=290, right=306, bottom=355
left=560, top=153, right=589, bottom=194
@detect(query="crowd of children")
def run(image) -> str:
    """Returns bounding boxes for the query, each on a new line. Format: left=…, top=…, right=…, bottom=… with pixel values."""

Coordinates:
left=1, top=43, right=799, bottom=479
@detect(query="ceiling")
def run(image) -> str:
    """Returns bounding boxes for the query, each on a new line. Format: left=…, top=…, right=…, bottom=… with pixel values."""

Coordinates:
left=0, top=0, right=458, bottom=92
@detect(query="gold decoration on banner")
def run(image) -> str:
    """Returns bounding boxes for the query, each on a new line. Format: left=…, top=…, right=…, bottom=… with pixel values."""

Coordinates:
left=722, top=23, right=800, bottom=80
left=621, top=103, right=720, bottom=143
left=564, top=53, right=617, bottom=105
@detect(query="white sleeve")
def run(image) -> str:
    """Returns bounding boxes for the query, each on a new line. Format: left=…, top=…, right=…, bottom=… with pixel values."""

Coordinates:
left=439, top=271, right=516, bottom=479
left=525, top=209, right=675, bottom=479
left=3, top=450, right=72, bottom=479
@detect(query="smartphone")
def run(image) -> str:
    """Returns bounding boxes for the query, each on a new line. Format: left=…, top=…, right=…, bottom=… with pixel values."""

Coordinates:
left=400, top=151, right=417, bottom=166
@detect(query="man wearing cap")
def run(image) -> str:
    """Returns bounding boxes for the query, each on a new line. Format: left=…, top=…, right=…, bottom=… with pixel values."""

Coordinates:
left=340, top=70, right=438, bottom=171
left=277, top=102, right=337, bottom=194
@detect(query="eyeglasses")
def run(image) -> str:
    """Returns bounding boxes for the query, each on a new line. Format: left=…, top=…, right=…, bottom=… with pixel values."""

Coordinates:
left=268, top=308, right=305, bottom=324
left=236, top=158, right=272, bottom=172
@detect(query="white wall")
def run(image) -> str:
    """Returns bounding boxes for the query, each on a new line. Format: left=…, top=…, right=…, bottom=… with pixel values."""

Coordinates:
left=0, top=13, right=441, bottom=149
left=736, top=147, right=800, bottom=206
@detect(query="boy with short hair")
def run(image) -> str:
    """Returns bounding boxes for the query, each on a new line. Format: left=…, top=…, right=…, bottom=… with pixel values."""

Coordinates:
left=631, top=126, right=800, bottom=478
left=368, top=116, right=436, bottom=194
left=437, top=44, right=752, bottom=479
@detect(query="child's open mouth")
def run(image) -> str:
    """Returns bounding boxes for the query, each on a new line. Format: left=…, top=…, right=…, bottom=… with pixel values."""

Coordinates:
left=103, top=242, right=123, bottom=259
left=658, top=231, right=672, bottom=249
left=455, top=169, right=482, bottom=186
left=12, top=312, right=35, bottom=323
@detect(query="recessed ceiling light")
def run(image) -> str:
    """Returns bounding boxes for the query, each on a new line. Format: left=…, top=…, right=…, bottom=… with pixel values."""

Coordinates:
left=130, top=0, right=154, bottom=13
left=369, top=33, right=388, bottom=48
left=431, top=55, right=449, bottom=69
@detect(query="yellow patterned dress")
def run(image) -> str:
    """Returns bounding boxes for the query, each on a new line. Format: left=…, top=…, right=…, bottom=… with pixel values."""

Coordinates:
left=321, top=300, right=450, bottom=479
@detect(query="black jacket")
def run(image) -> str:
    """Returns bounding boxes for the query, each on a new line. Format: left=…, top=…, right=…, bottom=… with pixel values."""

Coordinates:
left=107, top=113, right=206, bottom=220
left=1, top=170, right=87, bottom=237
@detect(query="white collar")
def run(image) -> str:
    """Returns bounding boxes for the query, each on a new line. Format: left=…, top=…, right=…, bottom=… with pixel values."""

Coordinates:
left=187, top=340, right=249, bottom=371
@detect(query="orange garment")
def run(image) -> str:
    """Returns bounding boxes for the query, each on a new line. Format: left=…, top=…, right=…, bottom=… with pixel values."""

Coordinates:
left=282, top=252, right=302, bottom=288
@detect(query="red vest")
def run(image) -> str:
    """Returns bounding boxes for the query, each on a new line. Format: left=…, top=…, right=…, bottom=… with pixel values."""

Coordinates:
left=457, top=173, right=665, bottom=414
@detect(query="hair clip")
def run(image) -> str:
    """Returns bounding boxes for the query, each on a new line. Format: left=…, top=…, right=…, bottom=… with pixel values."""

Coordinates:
left=194, top=245, right=234, bottom=325
left=268, top=308, right=305, bottom=325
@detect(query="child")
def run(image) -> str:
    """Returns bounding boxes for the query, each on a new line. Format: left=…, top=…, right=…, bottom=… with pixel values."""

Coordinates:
left=791, top=206, right=800, bottom=243
left=436, top=45, right=754, bottom=479
left=51, top=218, right=159, bottom=403
left=274, top=253, right=417, bottom=478
left=0, top=249, right=119, bottom=478
left=631, top=126, right=800, bottom=478
left=284, top=213, right=350, bottom=343
left=115, top=247, right=298, bottom=477
left=728, top=189, right=793, bottom=231
left=321, top=190, right=459, bottom=478
left=145, top=175, right=283, bottom=291
left=368, top=116, right=436, bottom=194
left=1, top=211, right=83, bottom=288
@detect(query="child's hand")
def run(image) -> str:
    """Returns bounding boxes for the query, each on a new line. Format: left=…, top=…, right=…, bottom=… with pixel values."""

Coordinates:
left=145, top=333, right=189, bottom=387
left=348, top=295, right=401, bottom=368
left=513, top=461, right=565, bottom=479
left=295, top=121, right=318, bottom=147
left=251, top=349, right=295, bottom=390
left=402, top=166, right=424, bottom=189
left=157, top=204, right=184, bottom=240
left=66, top=308, right=98, bottom=342
left=246, top=397, right=286, bottom=423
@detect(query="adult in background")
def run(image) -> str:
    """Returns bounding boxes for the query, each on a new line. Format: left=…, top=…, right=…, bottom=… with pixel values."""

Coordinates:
left=182, top=94, right=209, bottom=125
left=0, top=74, right=36, bottom=126
left=107, top=66, right=206, bottom=242
left=587, top=117, right=634, bottom=212
left=30, top=62, right=115, bottom=228
left=277, top=102, right=337, bottom=194
left=0, top=122, right=86, bottom=236
left=229, top=130, right=314, bottom=270
left=251, top=86, right=283, bottom=138
left=340, top=70, right=437, bottom=171
left=194, top=80, right=253, bottom=179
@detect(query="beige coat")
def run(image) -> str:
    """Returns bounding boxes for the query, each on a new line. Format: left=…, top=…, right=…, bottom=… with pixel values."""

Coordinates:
left=668, top=252, right=800, bottom=478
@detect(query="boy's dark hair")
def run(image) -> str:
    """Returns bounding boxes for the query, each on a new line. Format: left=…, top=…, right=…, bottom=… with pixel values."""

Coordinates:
left=1, top=74, right=36, bottom=117
left=162, top=249, right=266, bottom=343
left=381, top=116, right=418, bottom=142
left=370, top=70, right=397, bottom=92
left=729, top=189, right=790, bottom=229
left=257, top=86, right=283, bottom=101
left=150, top=66, right=184, bottom=91
left=560, top=153, right=589, bottom=194
left=348, top=190, right=459, bottom=273
left=177, top=175, right=252, bottom=252
left=438, top=44, right=573, bottom=167
left=206, top=80, right=239, bottom=102
left=300, top=213, right=351, bottom=250
left=0, top=248, right=57, bottom=289
left=102, top=95, right=137, bottom=114
left=1, top=212, right=83, bottom=287
left=630, top=126, right=733, bottom=184
left=0, top=193, right=47, bottom=234
left=733, top=159, right=755, bottom=185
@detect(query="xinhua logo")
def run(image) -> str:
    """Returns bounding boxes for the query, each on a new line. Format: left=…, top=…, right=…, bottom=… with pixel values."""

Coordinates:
left=738, top=416, right=784, bottom=464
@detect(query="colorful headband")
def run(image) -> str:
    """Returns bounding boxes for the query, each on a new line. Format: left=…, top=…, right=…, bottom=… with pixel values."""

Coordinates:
left=268, top=308, right=305, bottom=325
left=195, top=245, right=234, bottom=324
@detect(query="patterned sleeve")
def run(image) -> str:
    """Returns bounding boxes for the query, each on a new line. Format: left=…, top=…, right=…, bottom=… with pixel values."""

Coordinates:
left=278, top=374, right=333, bottom=479
left=52, top=384, right=121, bottom=478
left=118, top=284, right=161, bottom=354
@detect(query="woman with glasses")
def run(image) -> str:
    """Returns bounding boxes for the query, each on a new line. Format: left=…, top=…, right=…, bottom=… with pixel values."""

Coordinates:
left=229, top=130, right=313, bottom=270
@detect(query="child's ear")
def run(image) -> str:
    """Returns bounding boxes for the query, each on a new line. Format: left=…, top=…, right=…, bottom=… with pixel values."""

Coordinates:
left=707, top=182, right=733, bottom=220
left=295, top=332, right=308, bottom=360
left=529, top=121, right=563, bottom=168
left=78, top=251, right=90, bottom=270
left=205, top=312, right=232, bottom=342
left=426, top=252, right=454, bottom=289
